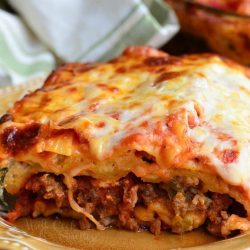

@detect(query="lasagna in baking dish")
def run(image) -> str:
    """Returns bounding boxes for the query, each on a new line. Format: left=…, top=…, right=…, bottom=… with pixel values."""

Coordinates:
left=192, top=0, right=250, bottom=15
left=1, top=46, right=250, bottom=237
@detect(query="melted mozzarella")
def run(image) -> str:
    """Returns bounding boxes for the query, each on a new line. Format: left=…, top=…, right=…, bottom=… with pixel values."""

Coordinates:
left=1, top=48, right=250, bottom=191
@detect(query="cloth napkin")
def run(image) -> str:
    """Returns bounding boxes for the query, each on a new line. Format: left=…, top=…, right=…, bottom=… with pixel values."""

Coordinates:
left=0, top=0, right=179, bottom=86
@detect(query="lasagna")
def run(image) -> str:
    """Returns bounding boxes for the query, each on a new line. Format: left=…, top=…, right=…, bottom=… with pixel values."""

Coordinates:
left=192, top=0, right=250, bottom=15
left=1, top=46, right=250, bottom=237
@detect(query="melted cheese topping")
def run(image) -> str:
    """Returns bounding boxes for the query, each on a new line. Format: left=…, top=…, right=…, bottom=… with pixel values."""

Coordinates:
left=1, top=47, right=250, bottom=196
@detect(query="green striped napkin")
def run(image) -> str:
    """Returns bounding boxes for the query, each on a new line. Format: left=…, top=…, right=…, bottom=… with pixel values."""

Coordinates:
left=0, top=9, right=55, bottom=86
left=0, top=0, right=179, bottom=86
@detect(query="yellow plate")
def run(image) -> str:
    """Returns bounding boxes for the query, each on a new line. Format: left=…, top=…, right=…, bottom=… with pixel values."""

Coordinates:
left=0, top=79, right=250, bottom=250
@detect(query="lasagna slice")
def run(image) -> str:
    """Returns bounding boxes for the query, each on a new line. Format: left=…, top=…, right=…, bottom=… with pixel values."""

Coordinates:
left=1, top=47, right=250, bottom=237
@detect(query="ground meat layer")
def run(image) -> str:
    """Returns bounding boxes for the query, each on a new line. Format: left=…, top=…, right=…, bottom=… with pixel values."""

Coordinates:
left=5, top=173, right=250, bottom=237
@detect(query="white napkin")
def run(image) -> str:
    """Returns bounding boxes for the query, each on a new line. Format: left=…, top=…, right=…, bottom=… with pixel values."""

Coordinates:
left=0, top=0, right=179, bottom=85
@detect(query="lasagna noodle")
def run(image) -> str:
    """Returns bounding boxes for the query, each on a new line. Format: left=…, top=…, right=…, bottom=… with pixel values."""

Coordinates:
left=1, top=46, right=250, bottom=236
left=5, top=171, right=250, bottom=237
